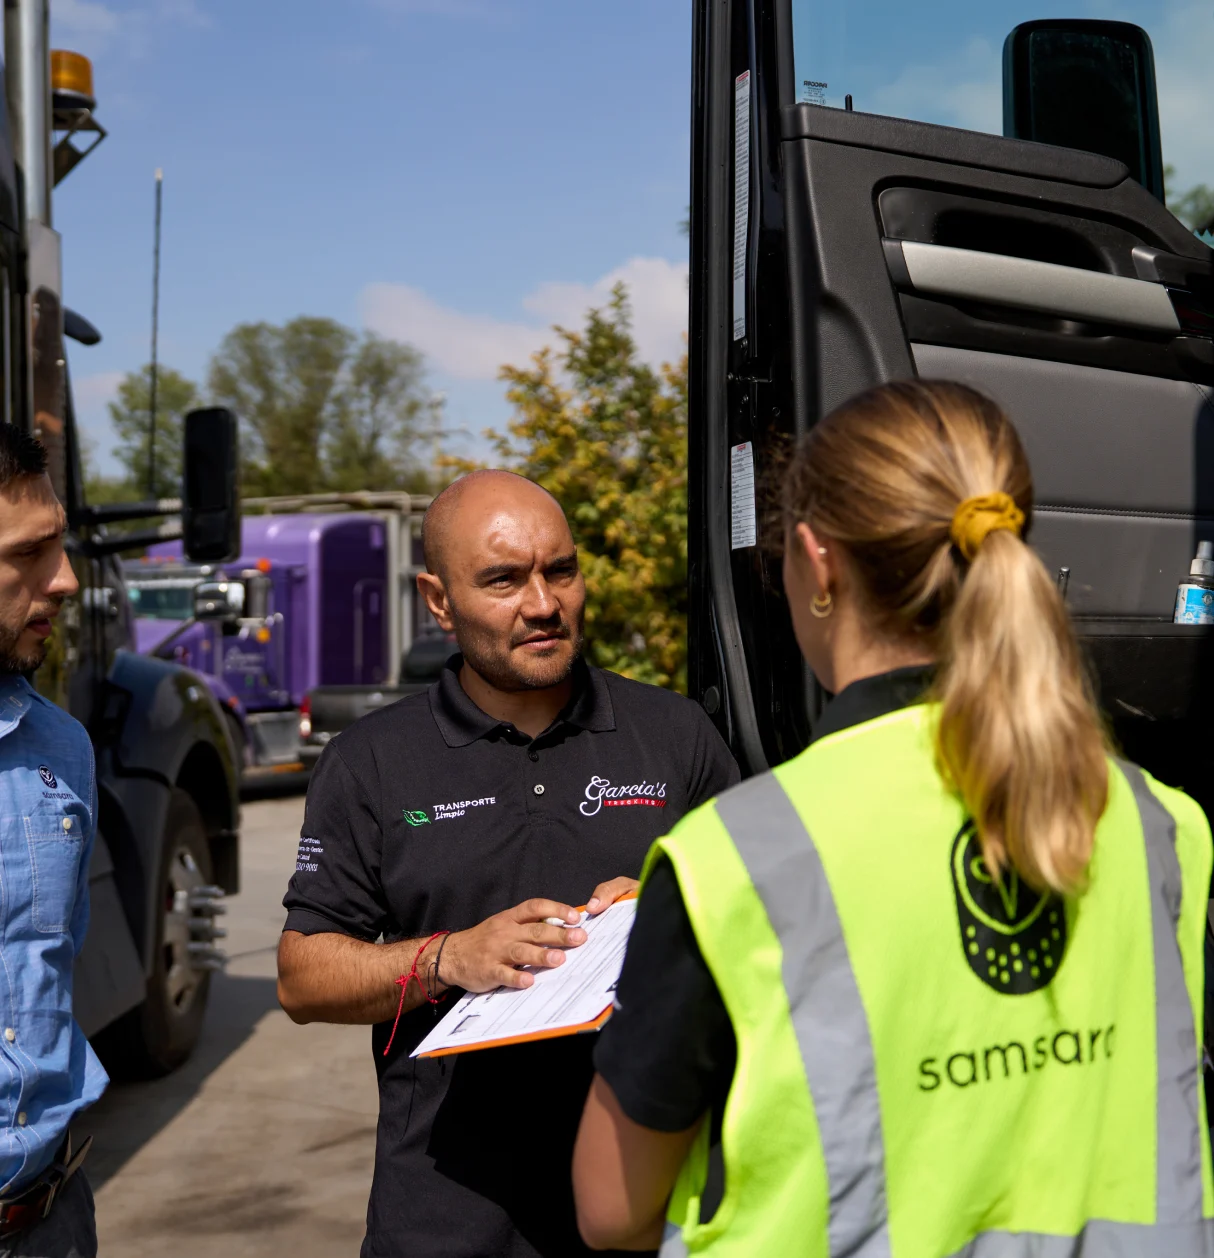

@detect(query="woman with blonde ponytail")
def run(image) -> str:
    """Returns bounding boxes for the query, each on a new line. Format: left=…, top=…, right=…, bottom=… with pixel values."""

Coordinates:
left=575, top=380, right=1214, bottom=1258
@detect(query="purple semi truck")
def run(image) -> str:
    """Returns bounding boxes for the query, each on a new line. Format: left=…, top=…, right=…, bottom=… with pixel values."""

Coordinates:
left=124, top=493, right=437, bottom=775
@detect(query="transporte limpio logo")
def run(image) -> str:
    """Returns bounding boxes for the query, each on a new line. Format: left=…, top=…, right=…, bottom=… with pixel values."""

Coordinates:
left=402, top=809, right=431, bottom=827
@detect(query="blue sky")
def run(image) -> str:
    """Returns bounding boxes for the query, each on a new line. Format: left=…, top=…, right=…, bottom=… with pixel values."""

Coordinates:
left=51, top=0, right=1214, bottom=478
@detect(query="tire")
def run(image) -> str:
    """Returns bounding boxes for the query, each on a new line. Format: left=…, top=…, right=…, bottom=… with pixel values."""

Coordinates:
left=96, top=789, right=214, bottom=1078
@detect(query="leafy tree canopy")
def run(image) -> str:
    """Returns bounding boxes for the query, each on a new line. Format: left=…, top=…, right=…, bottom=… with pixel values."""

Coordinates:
left=1165, top=165, right=1214, bottom=235
left=107, top=364, right=198, bottom=499
left=207, top=316, right=440, bottom=497
left=98, top=316, right=441, bottom=502
left=464, top=286, right=689, bottom=690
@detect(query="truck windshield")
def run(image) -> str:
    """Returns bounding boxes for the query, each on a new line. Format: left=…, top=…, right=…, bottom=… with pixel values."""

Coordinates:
left=127, top=582, right=196, bottom=620
left=789, top=1, right=1208, bottom=214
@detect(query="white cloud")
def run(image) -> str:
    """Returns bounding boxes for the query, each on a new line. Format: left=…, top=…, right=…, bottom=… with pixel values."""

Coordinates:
left=370, top=0, right=499, bottom=17
left=73, top=369, right=122, bottom=434
left=51, top=0, right=209, bottom=60
left=870, top=36, right=1001, bottom=135
left=859, top=1, right=1214, bottom=188
left=72, top=370, right=123, bottom=476
left=54, top=0, right=121, bottom=38
left=74, top=369, right=123, bottom=414
left=361, top=256, right=689, bottom=381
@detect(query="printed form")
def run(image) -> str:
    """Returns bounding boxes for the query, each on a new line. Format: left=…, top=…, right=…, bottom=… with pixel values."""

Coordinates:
left=413, top=898, right=637, bottom=1058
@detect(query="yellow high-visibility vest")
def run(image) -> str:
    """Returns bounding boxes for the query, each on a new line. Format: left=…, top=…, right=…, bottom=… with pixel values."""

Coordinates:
left=650, top=704, right=1213, bottom=1257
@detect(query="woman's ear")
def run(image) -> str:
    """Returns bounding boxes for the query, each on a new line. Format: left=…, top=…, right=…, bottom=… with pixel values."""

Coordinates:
left=794, top=521, right=834, bottom=596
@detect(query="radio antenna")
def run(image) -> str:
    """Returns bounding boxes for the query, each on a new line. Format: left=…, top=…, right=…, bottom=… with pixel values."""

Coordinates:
left=148, top=167, right=163, bottom=496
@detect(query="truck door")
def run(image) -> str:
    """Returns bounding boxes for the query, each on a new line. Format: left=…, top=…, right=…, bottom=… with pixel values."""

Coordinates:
left=690, top=1, right=1214, bottom=811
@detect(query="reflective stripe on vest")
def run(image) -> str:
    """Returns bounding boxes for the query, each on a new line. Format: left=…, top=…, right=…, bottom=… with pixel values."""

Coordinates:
left=1119, top=761, right=1206, bottom=1226
left=659, top=764, right=1211, bottom=1257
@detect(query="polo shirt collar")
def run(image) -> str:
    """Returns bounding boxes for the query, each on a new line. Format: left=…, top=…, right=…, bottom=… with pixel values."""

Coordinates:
left=429, top=655, right=615, bottom=748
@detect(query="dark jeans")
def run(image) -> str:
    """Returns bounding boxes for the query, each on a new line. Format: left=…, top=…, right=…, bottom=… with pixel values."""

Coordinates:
left=0, top=1172, right=96, bottom=1258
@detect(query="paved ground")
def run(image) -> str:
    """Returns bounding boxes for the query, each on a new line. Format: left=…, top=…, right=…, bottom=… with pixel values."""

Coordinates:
left=76, top=787, right=380, bottom=1257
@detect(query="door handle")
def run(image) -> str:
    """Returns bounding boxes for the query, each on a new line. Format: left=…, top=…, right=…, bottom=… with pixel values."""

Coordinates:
left=883, top=239, right=1180, bottom=334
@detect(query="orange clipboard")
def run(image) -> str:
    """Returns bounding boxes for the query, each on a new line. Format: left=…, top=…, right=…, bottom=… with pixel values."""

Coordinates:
left=415, top=892, right=637, bottom=1060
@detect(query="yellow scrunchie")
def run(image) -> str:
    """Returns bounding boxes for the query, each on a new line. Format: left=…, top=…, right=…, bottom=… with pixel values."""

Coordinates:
left=950, top=492, right=1025, bottom=562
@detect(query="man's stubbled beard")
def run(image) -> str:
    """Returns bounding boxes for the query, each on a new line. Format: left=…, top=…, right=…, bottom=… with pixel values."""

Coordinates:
left=0, top=598, right=62, bottom=675
left=451, top=601, right=584, bottom=693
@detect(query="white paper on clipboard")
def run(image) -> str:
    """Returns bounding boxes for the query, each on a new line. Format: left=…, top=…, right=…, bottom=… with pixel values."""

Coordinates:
left=733, top=69, right=751, bottom=341
left=411, top=898, right=637, bottom=1058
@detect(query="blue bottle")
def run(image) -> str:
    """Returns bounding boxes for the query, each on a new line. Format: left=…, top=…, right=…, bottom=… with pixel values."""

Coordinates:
left=1174, top=541, right=1214, bottom=625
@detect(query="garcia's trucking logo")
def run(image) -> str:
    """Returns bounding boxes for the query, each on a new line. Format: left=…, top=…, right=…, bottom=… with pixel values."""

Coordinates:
left=402, top=809, right=431, bottom=827
left=579, top=775, right=667, bottom=817
left=951, top=823, right=1066, bottom=995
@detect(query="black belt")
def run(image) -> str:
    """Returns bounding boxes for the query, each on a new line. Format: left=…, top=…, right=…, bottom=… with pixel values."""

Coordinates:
left=0, top=1132, right=91, bottom=1239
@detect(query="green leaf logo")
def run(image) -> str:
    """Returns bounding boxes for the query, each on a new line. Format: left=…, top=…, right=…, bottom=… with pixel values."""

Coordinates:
left=402, top=809, right=430, bottom=827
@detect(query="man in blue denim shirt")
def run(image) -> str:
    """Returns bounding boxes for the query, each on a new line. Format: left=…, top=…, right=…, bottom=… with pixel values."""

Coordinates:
left=0, top=427, right=106, bottom=1257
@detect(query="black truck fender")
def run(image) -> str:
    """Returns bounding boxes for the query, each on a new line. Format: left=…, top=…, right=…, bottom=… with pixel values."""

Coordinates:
left=91, top=649, right=240, bottom=974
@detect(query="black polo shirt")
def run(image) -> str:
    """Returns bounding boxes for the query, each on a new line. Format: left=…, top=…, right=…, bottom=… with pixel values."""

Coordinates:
left=281, top=656, right=739, bottom=1258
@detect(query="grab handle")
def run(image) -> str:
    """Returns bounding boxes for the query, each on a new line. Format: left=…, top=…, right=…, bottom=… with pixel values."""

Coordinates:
left=883, top=239, right=1180, bottom=334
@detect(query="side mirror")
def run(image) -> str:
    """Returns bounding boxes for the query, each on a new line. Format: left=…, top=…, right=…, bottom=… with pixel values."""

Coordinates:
left=243, top=572, right=271, bottom=621
left=1003, top=20, right=1164, bottom=202
left=183, top=408, right=241, bottom=562
left=194, top=580, right=245, bottom=623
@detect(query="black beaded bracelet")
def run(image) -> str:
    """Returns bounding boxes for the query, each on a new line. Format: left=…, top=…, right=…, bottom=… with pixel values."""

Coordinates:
left=427, top=931, right=453, bottom=1002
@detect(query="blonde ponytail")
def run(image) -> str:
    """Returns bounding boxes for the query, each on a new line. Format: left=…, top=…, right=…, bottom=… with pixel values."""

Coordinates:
left=781, top=380, right=1108, bottom=895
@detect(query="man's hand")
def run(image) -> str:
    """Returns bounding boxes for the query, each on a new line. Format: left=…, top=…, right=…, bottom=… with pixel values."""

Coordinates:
left=586, top=877, right=639, bottom=916
left=440, top=898, right=587, bottom=993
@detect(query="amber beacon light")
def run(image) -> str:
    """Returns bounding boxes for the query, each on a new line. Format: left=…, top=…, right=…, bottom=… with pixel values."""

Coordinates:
left=51, top=50, right=96, bottom=110
left=50, top=50, right=105, bottom=186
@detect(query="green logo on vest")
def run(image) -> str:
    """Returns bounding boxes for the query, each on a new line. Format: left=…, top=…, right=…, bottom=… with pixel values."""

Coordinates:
left=402, top=809, right=430, bottom=827
left=950, top=823, right=1066, bottom=995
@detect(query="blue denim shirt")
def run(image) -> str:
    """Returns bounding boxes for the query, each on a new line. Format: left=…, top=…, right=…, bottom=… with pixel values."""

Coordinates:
left=0, top=676, right=107, bottom=1193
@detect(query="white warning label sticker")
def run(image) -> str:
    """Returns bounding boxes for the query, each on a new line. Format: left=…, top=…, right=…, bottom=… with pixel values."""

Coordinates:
left=730, top=442, right=757, bottom=550
left=733, top=70, right=751, bottom=342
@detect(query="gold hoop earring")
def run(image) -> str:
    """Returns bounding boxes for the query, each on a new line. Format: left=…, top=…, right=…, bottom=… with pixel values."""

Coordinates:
left=810, top=591, right=834, bottom=619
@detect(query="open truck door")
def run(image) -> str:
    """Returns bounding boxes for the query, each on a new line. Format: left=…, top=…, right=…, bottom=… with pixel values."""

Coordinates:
left=689, top=2, right=1214, bottom=816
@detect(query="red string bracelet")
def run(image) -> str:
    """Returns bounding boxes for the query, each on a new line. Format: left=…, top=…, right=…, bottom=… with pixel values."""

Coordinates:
left=383, top=931, right=450, bottom=1058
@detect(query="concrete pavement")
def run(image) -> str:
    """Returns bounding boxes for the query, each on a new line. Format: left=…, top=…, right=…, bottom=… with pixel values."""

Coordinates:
left=77, top=790, right=380, bottom=1257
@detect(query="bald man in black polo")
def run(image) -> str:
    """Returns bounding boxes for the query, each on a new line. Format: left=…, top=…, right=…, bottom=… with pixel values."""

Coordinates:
left=277, top=471, right=738, bottom=1258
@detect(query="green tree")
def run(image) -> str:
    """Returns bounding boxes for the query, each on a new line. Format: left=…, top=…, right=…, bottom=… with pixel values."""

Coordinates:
left=479, top=286, right=689, bottom=690
left=325, top=334, right=437, bottom=492
left=107, top=364, right=198, bottom=498
left=207, top=317, right=436, bottom=496
left=1165, top=164, right=1214, bottom=234
left=208, top=317, right=352, bottom=496
left=78, top=428, right=138, bottom=505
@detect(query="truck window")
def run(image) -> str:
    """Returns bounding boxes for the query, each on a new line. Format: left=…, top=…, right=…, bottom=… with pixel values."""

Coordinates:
left=127, top=581, right=196, bottom=620
left=790, top=1, right=1200, bottom=207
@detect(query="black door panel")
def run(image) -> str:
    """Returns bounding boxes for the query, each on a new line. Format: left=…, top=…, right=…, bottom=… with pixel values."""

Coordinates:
left=782, top=108, right=1212, bottom=417
left=911, top=345, right=1214, bottom=516
left=691, top=5, right=1214, bottom=800
left=1029, top=511, right=1207, bottom=619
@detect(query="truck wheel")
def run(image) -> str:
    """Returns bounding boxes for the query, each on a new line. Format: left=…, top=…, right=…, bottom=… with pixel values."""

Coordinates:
left=99, top=789, right=217, bottom=1077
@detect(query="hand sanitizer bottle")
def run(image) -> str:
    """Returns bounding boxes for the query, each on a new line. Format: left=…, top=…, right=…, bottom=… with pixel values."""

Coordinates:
left=1174, top=541, right=1214, bottom=624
